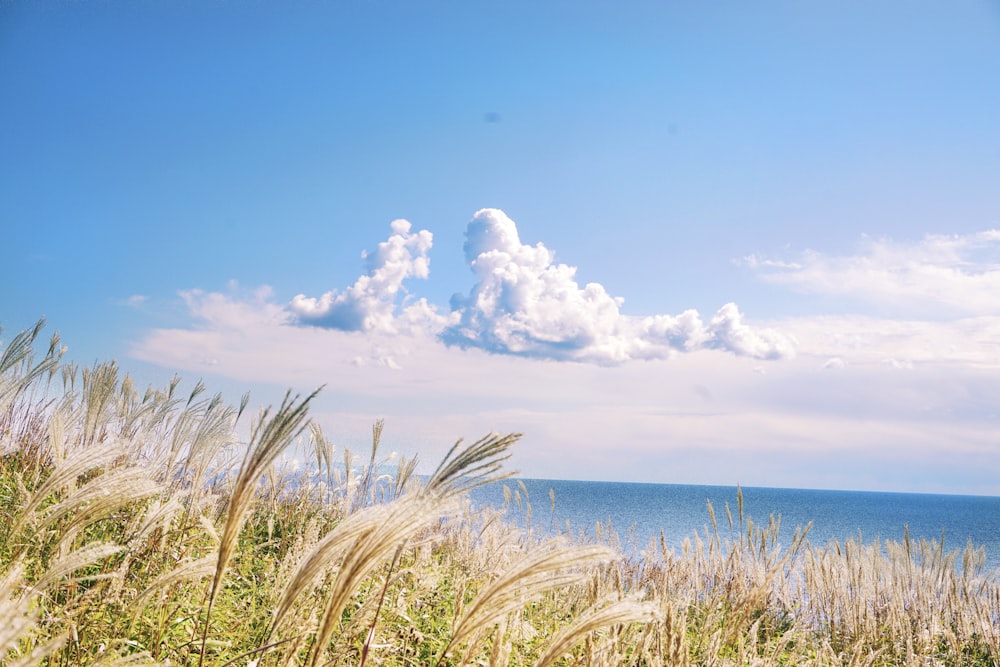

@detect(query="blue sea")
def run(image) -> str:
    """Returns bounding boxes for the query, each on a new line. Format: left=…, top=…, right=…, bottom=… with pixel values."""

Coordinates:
left=469, top=479, right=1000, bottom=572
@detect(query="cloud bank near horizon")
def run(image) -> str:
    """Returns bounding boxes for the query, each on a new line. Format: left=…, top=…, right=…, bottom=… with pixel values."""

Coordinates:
left=129, top=286, right=1000, bottom=494
left=288, top=208, right=796, bottom=365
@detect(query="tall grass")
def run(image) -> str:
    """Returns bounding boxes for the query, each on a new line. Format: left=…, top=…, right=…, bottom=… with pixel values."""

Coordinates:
left=1, top=319, right=998, bottom=666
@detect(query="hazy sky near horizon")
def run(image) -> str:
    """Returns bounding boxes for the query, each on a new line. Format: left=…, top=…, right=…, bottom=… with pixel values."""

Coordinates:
left=3, top=1, right=1000, bottom=494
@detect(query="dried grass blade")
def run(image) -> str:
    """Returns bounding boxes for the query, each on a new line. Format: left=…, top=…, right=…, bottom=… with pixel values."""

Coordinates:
left=199, top=388, right=319, bottom=666
left=442, top=543, right=616, bottom=660
left=33, top=542, right=124, bottom=592
left=533, top=598, right=659, bottom=667
left=307, top=494, right=452, bottom=667
left=135, top=553, right=218, bottom=608
left=425, top=432, right=520, bottom=498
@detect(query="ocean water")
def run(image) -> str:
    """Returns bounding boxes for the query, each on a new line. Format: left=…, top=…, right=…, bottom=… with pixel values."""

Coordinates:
left=468, top=478, right=1000, bottom=572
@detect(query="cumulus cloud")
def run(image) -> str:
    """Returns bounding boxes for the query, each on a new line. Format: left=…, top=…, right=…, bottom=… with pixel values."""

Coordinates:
left=289, top=219, right=444, bottom=334
left=443, top=208, right=795, bottom=364
left=745, top=230, right=1000, bottom=316
left=281, top=208, right=794, bottom=365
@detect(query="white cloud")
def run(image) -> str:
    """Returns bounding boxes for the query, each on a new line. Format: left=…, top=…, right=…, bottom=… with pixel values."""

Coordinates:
left=704, top=303, right=796, bottom=360
left=444, top=209, right=795, bottom=363
left=181, top=284, right=287, bottom=329
left=746, top=230, right=1000, bottom=316
left=289, top=219, right=444, bottom=334
left=280, top=209, right=794, bottom=365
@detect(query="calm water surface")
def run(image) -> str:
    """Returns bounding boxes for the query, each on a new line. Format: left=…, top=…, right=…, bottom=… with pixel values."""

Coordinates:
left=469, top=479, right=1000, bottom=571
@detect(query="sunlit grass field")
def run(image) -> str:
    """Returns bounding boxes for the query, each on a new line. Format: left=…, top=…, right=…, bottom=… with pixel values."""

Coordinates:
left=2, top=319, right=999, bottom=666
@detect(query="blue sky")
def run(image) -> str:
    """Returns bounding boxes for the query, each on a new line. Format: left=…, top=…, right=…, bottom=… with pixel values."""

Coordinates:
left=3, top=1, right=1000, bottom=494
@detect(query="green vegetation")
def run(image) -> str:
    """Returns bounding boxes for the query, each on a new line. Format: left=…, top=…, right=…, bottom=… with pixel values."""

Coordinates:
left=1, top=319, right=998, bottom=666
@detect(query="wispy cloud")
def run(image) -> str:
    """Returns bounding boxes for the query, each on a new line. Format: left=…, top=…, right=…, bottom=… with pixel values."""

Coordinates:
left=773, top=313, right=1000, bottom=368
left=123, top=294, right=148, bottom=308
left=745, top=230, right=1000, bottom=316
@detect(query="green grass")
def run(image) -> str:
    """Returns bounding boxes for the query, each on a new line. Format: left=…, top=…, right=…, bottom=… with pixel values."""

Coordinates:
left=1, top=318, right=999, bottom=666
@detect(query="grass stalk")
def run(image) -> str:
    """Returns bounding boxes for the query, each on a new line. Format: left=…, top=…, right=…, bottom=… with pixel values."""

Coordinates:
left=198, top=388, right=320, bottom=667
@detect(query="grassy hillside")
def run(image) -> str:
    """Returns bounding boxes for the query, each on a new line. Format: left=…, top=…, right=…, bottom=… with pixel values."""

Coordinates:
left=1, top=319, right=998, bottom=666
